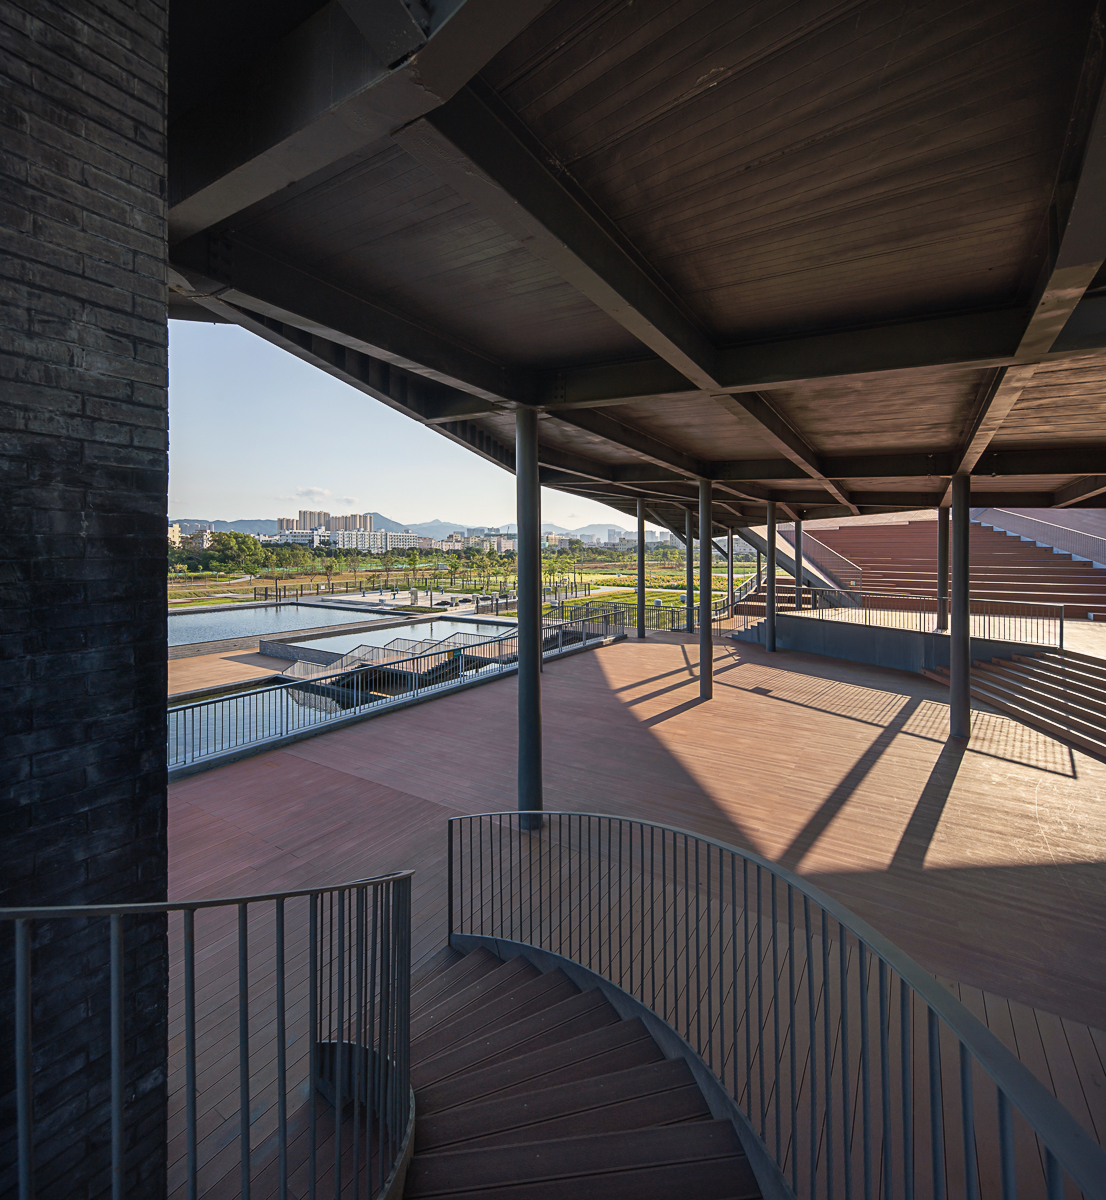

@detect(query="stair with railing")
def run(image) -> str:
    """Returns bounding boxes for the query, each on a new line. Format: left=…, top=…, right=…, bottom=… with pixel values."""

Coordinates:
left=922, top=647, right=1106, bottom=759
left=404, top=946, right=758, bottom=1199
left=811, top=518, right=1106, bottom=617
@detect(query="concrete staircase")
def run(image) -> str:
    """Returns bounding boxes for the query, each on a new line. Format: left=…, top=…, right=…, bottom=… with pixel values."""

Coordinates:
left=812, top=518, right=1106, bottom=618
left=405, top=946, right=760, bottom=1199
left=922, top=649, right=1106, bottom=759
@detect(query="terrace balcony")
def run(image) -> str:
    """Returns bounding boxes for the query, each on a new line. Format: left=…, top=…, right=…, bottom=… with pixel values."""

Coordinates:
left=15, top=627, right=1104, bottom=1198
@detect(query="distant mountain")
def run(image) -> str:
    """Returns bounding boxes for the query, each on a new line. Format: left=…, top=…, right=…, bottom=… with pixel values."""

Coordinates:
left=169, top=515, right=639, bottom=539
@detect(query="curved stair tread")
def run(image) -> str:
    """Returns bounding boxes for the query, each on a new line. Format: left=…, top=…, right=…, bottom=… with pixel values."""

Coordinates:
left=413, top=969, right=579, bottom=1059
left=413, top=946, right=502, bottom=1011
left=415, top=1058, right=707, bottom=1153
left=412, top=989, right=618, bottom=1089
left=404, top=1121, right=757, bottom=1200
left=411, top=956, right=539, bottom=1040
left=415, top=1018, right=664, bottom=1116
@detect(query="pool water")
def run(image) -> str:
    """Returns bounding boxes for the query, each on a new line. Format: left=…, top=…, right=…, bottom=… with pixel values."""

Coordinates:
left=168, top=603, right=387, bottom=647
left=293, top=620, right=513, bottom=656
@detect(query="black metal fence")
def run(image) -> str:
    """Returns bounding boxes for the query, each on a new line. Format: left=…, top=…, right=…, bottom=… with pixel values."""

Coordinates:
left=3, top=871, right=413, bottom=1200
left=447, top=812, right=1106, bottom=1200
left=168, top=612, right=627, bottom=772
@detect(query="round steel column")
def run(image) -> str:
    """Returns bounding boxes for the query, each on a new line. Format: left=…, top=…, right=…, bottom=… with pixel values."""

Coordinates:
left=794, top=519, right=803, bottom=610
left=685, top=508, right=695, bottom=633
left=766, top=502, right=777, bottom=653
left=637, top=498, right=646, bottom=639
left=950, top=476, right=971, bottom=738
left=699, top=480, right=713, bottom=699
left=937, top=505, right=950, bottom=632
left=515, top=407, right=543, bottom=826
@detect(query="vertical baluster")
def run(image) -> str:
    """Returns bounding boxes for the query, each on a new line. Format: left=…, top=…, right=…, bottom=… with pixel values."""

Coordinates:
left=238, top=902, right=251, bottom=1200
left=731, top=855, right=738, bottom=1104
left=928, top=1008, right=946, bottom=1200
left=772, top=874, right=781, bottom=1163
left=662, top=829, right=669, bottom=1027
left=110, top=914, right=124, bottom=1200
left=901, top=980, right=913, bottom=1200
left=822, top=911, right=833, bottom=1200
left=706, top=845, right=714, bottom=1072
left=860, top=943, right=872, bottom=1200
left=879, top=959, right=892, bottom=1200
left=744, top=859, right=751, bottom=1121
left=804, top=897, right=817, bottom=1197
left=839, top=926, right=852, bottom=1200
left=275, top=900, right=288, bottom=1200
left=696, top=840, right=703, bottom=1056
left=309, top=895, right=318, bottom=1200
left=367, top=887, right=379, bottom=1194
left=960, top=1044, right=979, bottom=1200
left=996, top=1091, right=1015, bottom=1200
left=789, top=886, right=797, bottom=1196
left=758, top=865, right=766, bottom=1139
left=650, top=826, right=657, bottom=1012
left=352, top=890, right=363, bottom=1198
left=447, top=820, right=454, bottom=943
left=15, top=919, right=33, bottom=1200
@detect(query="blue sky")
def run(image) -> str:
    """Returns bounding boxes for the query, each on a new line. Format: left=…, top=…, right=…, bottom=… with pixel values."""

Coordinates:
left=169, top=321, right=656, bottom=531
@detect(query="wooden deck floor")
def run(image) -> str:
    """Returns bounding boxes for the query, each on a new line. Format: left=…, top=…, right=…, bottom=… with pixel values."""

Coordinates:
left=169, top=632, right=1106, bottom=1190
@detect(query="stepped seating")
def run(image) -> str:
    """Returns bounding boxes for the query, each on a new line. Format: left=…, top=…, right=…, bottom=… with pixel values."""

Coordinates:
left=405, top=945, right=761, bottom=1200
left=811, top=519, right=1106, bottom=617
left=921, top=648, right=1106, bottom=760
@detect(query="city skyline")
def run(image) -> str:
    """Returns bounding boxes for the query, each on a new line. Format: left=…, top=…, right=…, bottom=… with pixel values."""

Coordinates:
left=169, top=321, right=665, bottom=533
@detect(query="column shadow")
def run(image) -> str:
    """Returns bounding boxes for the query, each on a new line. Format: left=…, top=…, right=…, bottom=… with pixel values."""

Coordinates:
left=889, top=736, right=968, bottom=871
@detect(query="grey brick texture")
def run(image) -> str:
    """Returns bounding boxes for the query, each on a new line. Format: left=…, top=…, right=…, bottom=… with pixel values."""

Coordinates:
left=0, top=1, right=168, bottom=1196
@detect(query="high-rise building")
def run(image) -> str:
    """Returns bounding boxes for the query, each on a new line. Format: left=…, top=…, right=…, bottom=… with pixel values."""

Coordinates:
left=328, top=513, right=374, bottom=531
left=298, top=509, right=330, bottom=529
left=277, top=517, right=296, bottom=531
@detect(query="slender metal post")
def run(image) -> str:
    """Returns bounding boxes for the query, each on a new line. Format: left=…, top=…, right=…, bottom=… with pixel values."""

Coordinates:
left=184, top=910, right=198, bottom=1200
left=727, top=528, right=734, bottom=614
left=766, top=502, right=777, bottom=652
left=950, top=475, right=971, bottom=738
left=699, top=479, right=713, bottom=698
left=685, top=508, right=695, bottom=632
left=516, top=407, right=543, bottom=828
left=793, top=519, right=803, bottom=610
left=937, top=506, right=949, bottom=631
left=637, top=498, right=646, bottom=639
left=238, top=903, right=251, bottom=1200
left=16, top=919, right=33, bottom=1200
left=110, top=914, right=124, bottom=1200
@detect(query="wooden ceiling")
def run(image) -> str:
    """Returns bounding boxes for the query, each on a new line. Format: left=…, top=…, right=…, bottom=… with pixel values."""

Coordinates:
left=166, top=0, right=1106, bottom=537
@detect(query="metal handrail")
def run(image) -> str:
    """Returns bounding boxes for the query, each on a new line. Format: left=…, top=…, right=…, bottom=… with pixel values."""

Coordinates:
left=778, top=524, right=863, bottom=595
left=447, top=812, right=1106, bottom=1200
left=978, top=508, right=1106, bottom=567
left=3, top=870, right=413, bottom=1200
left=167, top=610, right=627, bottom=770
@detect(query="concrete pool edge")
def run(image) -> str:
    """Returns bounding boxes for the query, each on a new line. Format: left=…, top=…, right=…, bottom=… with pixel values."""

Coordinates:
left=167, top=613, right=518, bottom=660
left=167, top=632, right=625, bottom=783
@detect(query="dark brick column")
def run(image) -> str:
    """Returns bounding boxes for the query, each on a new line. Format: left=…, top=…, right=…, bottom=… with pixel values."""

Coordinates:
left=0, top=1, right=169, bottom=1196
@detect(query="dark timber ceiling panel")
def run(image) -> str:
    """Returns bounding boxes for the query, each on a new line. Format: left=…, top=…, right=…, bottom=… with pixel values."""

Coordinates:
left=167, top=0, right=1106, bottom=521
left=484, top=0, right=1094, bottom=341
left=227, top=143, right=643, bottom=368
left=992, top=353, right=1106, bottom=446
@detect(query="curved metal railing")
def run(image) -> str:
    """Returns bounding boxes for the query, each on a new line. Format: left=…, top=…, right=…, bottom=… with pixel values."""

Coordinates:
left=3, top=871, right=412, bottom=1200
left=447, top=812, right=1105, bottom=1200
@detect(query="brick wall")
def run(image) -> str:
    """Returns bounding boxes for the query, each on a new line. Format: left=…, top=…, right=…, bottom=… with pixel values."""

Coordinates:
left=0, top=1, right=169, bottom=1196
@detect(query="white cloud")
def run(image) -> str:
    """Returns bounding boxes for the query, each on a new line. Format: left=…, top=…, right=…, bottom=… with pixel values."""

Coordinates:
left=294, top=486, right=332, bottom=502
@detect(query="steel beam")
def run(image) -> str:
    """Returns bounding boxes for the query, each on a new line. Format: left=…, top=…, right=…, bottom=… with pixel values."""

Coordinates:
left=168, top=0, right=555, bottom=242
left=1053, top=475, right=1106, bottom=506
left=516, top=407, right=543, bottom=827
left=713, top=392, right=857, bottom=513
left=1016, top=26, right=1106, bottom=359
left=699, top=481, right=713, bottom=700
left=395, top=81, right=718, bottom=389
left=950, top=476, right=971, bottom=740
left=170, top=241, right=520, bottom=404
